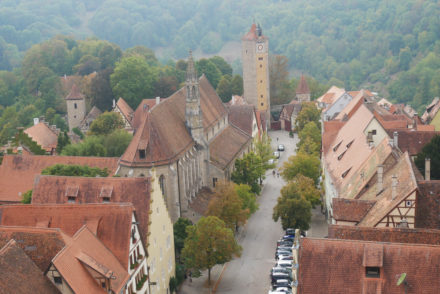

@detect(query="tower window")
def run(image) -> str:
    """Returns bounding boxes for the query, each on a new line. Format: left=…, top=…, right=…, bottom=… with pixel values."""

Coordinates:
left=260, top=80, right=263, bottom=83
left=74, top=103, right=77, bottom=109
left=54, top=276, right=62, bottom=284
left=258, top=57, right=263, bottom=60
left=260, top=95, right=263, bottom=98
left=260, top=64, right=263, bottom=68
left=139, top=149, right=146, bottom=159
left=261, top=103, right=264, bottom=106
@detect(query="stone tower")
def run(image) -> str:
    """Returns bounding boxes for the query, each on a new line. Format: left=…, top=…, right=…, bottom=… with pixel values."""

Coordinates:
left=65, top=84, right=86, bottom=131
left=242, top=23, right=270, bottom=125
left=296, top=74, right=311, bottom=102
left=185, top=51, right=204, bottom=145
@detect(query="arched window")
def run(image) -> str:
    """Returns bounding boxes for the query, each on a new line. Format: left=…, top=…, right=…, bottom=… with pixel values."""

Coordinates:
left=159, top=175, right=166, bottom=197
left=74, top=103, right=77, bottom=109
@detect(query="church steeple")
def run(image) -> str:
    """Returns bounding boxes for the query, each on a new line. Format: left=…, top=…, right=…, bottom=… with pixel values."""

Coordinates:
left=185, top=51, right=203, bottom=142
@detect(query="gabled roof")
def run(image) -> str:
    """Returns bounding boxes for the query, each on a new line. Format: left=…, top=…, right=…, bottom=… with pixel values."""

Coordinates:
left=81, top=106, right=102, bottom=123
left=242, top=23, right=266, bottom=41
left=322, top=121, right=346, bottom=154
left=209, top=124, right=251, bottom=170
left=0, top=239, right=61, bottom=294
left=65, top=84, right=84, bottom=100
left=329, top=225, right=440, bottom=245
left=0, top=154, right=119, bottom=203
left=0, top=203, right=135, bottom=269
left=385, top=130, right=440, bottom=156
left=228, top=105, right=256, bottom=136
left=53, top=226, right=128, bottom=294
left=31, top=176, right=151, bottom=259
left=421, top=97, right=440, bottom=123
left=357, top=152, right=418, bottom=227
left=121, top=76, right=227, bottom=168
left=115, top=97, right=134, bottom=124
left=298, top=237, right=440, bottom=293
left=415, top=180, right=440, bottom=229
left=24, top=122, right=58, bottom=152
left=334, top=90, right=368, bottom=121
left=332, top=199, right=376, bottom=222
left=226, top=95, right=246, bottom=106
left=0, top=226, right=68, bottom=272
left=296, top=75, right=310, bottom=94
left=132, top=98, right=165, bottom=130
left=316, top=86, right=345, bottom=105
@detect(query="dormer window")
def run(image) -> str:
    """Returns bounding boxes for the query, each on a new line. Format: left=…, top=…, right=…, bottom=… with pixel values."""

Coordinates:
left=333, top=141, right=342, bottom=152
left=100, top=185, right=113, bottom=201
left=139, top=149, right=146, bottom=159
left=341, top=167, right=352, bottom=178
left=67, top=196, right=76, bottom=203
left=65, top=185, right=79, bottom=203
left=337, top=150, right=347, bottom=160
left=365, top=267, right=380, bottom=278
left=346, top=140, right=354, bottom=148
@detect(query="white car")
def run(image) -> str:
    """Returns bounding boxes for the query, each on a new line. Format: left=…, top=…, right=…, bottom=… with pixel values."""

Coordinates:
left=277, top=260, right=293, bottom=268
left=273, top=151, right=280, bottom=159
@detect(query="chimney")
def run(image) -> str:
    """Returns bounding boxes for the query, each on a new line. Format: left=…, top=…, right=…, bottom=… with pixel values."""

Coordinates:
left=156, top=96, right=160, bottom=105
left=413, top=112, right=418, bottom=129
left=377, top=165, right=384, bottom=194
left=392, top=174, right=398, bottom=200
left=425, top=157, right=431, bottom=181
left=112, top=99, right=116, bottom=108
left=393, top=131, right=398, bottom=148
left=33, top=118, right=39, bottom=125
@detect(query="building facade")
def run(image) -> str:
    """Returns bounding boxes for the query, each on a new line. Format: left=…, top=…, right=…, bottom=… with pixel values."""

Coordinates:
left=65, top=84, right=86, bottom=132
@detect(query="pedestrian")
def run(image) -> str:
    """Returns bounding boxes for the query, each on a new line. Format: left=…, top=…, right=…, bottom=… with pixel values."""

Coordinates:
left=277, top=137, right=279, bottom=142
left=189, top=270, right=192, bottom=283
left=277, top=172, right=280, bottom=178
left=273, top=170, right=276, bottom=177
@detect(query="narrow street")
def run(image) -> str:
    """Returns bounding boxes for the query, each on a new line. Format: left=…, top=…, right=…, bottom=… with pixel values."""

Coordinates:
left=215, top=130, right=327, bottom=294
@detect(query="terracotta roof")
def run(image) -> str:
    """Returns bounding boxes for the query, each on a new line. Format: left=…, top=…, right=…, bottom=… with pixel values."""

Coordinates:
left=242, top=23, right=266, bottom=41
left=0, top=239, right=61, bottom=294
left=421, top=97, right=440, bottom=123
left=374, top=111, right=410, bottom=130
left=316, top=86, right=345, bottom=104
left=334, top=90, right=367, bottom=121
left=116, top=97, right=134, bottom=124
left=324, top=104, right=374, bottom=193
left=24, top=122, right=58, bottom=152
left=132, top=98, right=165, bottom=130
left=329, top=225, right=440, bottom=245
left=0, top=154, right=119, bottom=203
left=53, top=226, right=128, bottom=294
left=81, top=106, right=102, bottom=123
left=228, top=105, right=255, bottom=136
left=385, top=130, right=440, bottom=156
left=322, top=121, right=345, bottom=154
left=31, top=176, right=151, bottom=258
left=377, top=98, right=392, bottom=108
left=415, top=181, right=440, bottom=229
left=0, top=226, right=68, bottom=272
left=0, top=203, right=135, bottom=270
left=209, top=125, right=251, bottom=169
left=226, top=95, right=246, bottom=106
left=298, top=237, right=440, bottom=293
left=296, top=75, right=310, bottom=94
left=357, top=153, right=418, bottom=227
left=332, top=199, right=376, bottom=222
left=65, top=84, right=84, bottom=100
left=121, top=76, right=227, bottom=168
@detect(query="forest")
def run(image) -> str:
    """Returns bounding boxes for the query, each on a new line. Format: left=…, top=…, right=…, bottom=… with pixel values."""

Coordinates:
left=0, top=0, right=440, bottom=111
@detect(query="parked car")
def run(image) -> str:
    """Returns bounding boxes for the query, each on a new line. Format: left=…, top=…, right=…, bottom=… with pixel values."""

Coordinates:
left=273, top=279, right=292, bottom=290
left=271, top=272, right=292, bottom=285
left=278, top=255, right=293, bottom=261
left=271, top=267, right=292, bottom=278
left=273, top=151, right=280, bottom=159
left=277, top=260, right=293, bottom=268
left=268, top=158, right=275, bottom=165
left=285, top=228, right=307, bottom=238
left=278, top=144, right=285, bottom=151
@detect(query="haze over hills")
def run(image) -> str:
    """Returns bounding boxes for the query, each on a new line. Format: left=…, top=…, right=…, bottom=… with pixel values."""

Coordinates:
left=0, top=0, right=440, bottom=111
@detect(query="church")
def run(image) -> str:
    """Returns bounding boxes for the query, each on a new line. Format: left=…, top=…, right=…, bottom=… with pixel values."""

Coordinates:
left=116, top=52, right=253, bottom=222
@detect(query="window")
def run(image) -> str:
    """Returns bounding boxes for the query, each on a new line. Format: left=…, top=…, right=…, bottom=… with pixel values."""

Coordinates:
left=261, top=103, right=264, bottom=106
left=102, top=197, right=110, bottom=203
left=341, top=167, right=352, bottom=178
left=101, top=282, right=106, bottom=288
left=159, top=175, right=165, bottom=196
left=405, top=200, right=412, bottom=207
left=333, top=141, right=342, bottom=152
left=365, top=267, right=380, bottom=278
left=167, top=235, right=171, bottom=249
left=74, top=103, right=77, bottom=109
left=213, top=177, right=218, bottom=187
left=258, top=57, right=263, bottom=60
left=260, top=80, right=263, bottom=83
left=372, top=129, right=377, bottom=135
left=337, top=150, right=347, bottom=160
left=260, top=64, right=263, bottom=68
left=260, top=95, right=263, bottom=98
left=54, top=276, right=62, bottom=284
left=139, top=149, right=146, bottom=159
left=67, top=196, right=76, bottom=203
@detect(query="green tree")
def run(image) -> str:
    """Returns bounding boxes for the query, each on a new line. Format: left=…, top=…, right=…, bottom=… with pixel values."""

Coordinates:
left=254, top=133, right=275, bottom=172
left=235, top=184, right=258, bottom=216
left=295, top=102, right=321, bottom=132
left=216, top=75, right=232, bottom=102
left=209, top=56, right=233, bottom=76
left=41, top=164, right=109, bottom=177
left=415, top=135, right=440, bottom=180
left=21, top=190, right=32, bottom=204
left=297, top=136, right=320, bottom=156
left=101, top=129, right=132, bottom=157
left=206, top=181, right=248, bottom=231
left=230, top=74, right=243, bottom=96
left=281, top=152, right=321, bottom=185
left=56, top=131, right=70, bottom=154
left=90, top=68, right=115, bottom=111
left=270, top=55, right=292, bottom=105
left=61, top=136, right=107, bottom=157
left=181, top=216, right=241, bottom=285
left=231, top=152, right=263, bottom=194
left=89, top=112, right=124, bottom=136
left=174, top=218, right=193, bottom=258
left=298, top=121, right=321, bottom=148
left=196, top=59, right=222, bottom=88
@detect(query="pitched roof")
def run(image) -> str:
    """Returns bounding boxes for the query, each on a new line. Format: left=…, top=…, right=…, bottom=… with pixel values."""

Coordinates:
left=82, top=106, right=102, bottom=123
left=0, top=203, right=135, bottom=269
left=121, top=76, right=227, bottom=168
left=228, top=105, right=255, bottom=136
left=115, top=97, right=134, bottom=123
left=298, top=237, right=440, bottom=293
left=421, top=97, right=440, bottom=123
left=65, top=84, right=84, bottom=100
left=132, top=98, right=165, bottom=130
left=328, top=225, right=440, bottom=245
left=188, top=187, right=214, bottom=217
left=0, top=154, right=119, bottom=203
left=334, top=90, right=368, bottom=121
left=209, top=125, right=251, bottom=169
left=322, top=121, right=345, bottom=154
left=385, top=130, right=440, bottom=156
left=296, top=75, right=310, bottom=94
left=316, top=86, right=345, bottom=105
left=242, top=23, right=266, bottom=41
left=0, top=226, right=68, bottom=272
left=415, top=180, right=440, bottom=229
left=53, top=226, right=128, bottom=294
left=31, top=176, right=151, bottom=258
left=226, top=95, right=246, bottom=106
left=24, top=122, right=58, bottom=152
left=0, top=240, right=61, bottom=294
left=332, top=199, right=376, bottom=222
left=357, top=153, right=418, bottom=227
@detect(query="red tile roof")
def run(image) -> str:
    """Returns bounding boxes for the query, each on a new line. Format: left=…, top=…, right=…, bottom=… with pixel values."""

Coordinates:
left=53, top=226, right=128, bottom=294
left=0, top=203, right=135, bottom=270
left=228, top=105, right=256, bottom=136
left=0, top=239, right=61, bottom=294
left=298, top=237, right=440, bottom=293
left=115, top=97, right=134, bottom=124
left=415, top=180, right=440, bottom=229
left=334, top=90, right=367, bottom=121
left=31, top=176, right=151, bottom=257
left=242, top=23, right=266, bottom=41
left=322, top=121, right=345, bottom=154
left=421, top=97, right=440, bottom=123
left=24, top=122, right=58, bottom=152
left=132, top=98, right=165, bottom=130
left=385, top=130, right=440, bottom=156
left=296, top=75, right=310, bottom=94
left=329, top=225, right=440, bottom=245
left=332, top=199, right=376, bottom=222
left=65, top=84, right=84, bottom=100
left=316, top=86, right=345, bottom=105
left=0, top=226, right=68, bottom=272
left=0, top=154, right=119, bottom=203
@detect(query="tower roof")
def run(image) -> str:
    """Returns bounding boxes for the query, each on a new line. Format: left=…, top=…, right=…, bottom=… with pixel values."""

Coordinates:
left=296, top=75, right=310, bottom=94
left=242, top=23, right=266, bottom=41
left=65, top=84, right=84, bottom=100
left=186, top=50, right=197, bottom=81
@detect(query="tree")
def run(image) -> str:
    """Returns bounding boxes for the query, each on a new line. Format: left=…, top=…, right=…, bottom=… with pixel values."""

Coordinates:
left=110, top=55, right=158, bottom=108
left=254, top=133, right=276, bottom=173
left=56, top=131, right=70, bottom=154
left=297, top=136, right=320, bottom=156
left=281, top=152, right=321, bottom=185
left=230, top=74, right=243, bottom=96
left=295, top=102, right=321, bottom=132
left=209, top=56, right=233, bottom=76
left=21, top=190, right=32, bottom=204
left=174, top=218, right=193, bottom=258
left=206, top=181, right=248, bottom=231
left=270, top=55, right=292, bottom=105
left=284, top=175, right=321, bottom=208
left=216, top=75, right=232, bottom=102
left=101, top=129, right=132, bottom=157
left=231, top=152, right=263, bottom=194
left=196, top=59, right=222, bottom=88
left=181, top=216, right=241, bottom=285
left=273, top=186, right=312, bottom=231
left=89, top=112, right=124, bottom=136
left=415, top=135, right=440, bottom=180
left=90, top=68, right=115, bottom=111
left=41, top=164, right=109, bottom=177
left=61, top=136, right=107, bottom=157
left=298, top=121, right=321, bottom=147
left=235, top=184, right=258, bottom=216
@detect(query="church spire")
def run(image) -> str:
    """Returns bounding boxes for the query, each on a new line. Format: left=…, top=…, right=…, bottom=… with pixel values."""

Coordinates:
left=186, top=50, right=197, bottom=82
left=185, top=50, right=203, bottom=142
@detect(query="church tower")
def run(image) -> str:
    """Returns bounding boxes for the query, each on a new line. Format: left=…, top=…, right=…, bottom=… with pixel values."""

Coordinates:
left=185, top=51, right=204, bottom=144
left=242, top=23, right=270, bottom=125
left=65, top=84, right=86, bottom=132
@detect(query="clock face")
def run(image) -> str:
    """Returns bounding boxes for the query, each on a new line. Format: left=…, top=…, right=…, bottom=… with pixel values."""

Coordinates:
left=257, top=44, right=264, bottom=52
